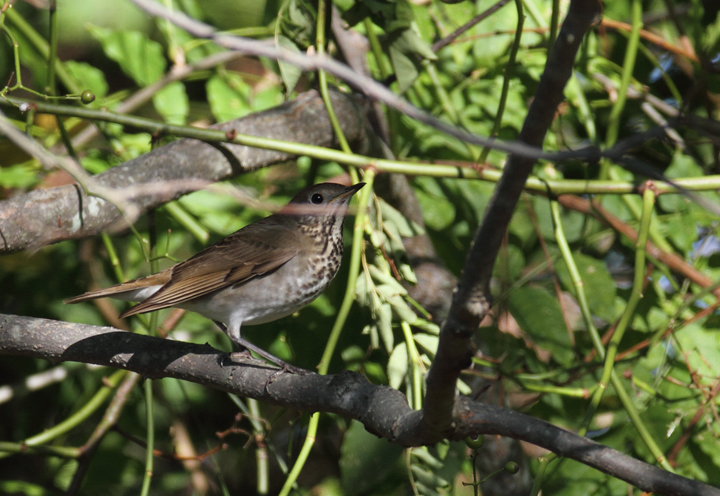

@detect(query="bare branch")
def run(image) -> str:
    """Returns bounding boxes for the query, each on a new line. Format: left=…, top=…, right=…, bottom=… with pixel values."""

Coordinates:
left=0, top=313, right=717, bottom=496
left=422, top=0, right=602, bottom=435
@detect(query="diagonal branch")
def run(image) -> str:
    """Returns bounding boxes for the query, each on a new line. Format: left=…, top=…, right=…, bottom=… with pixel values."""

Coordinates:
left=0, top=313, right=717, bottom=496
left=421, top=0, right=603, bottom=435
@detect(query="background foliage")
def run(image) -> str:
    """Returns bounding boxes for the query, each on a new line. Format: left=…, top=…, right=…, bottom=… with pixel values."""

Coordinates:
left=1, top=0, right=720, bottom=495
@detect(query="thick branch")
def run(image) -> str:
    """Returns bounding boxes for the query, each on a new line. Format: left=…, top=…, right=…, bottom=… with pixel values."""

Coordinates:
left=423, top=0, right=603, bottom=434
left=0, top=314, right=717, bottom=496
left=0, top=90, right=367, bottom=253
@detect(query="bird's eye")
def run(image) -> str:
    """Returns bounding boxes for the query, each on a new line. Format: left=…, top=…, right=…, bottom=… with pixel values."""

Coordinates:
left=311, top=193, right=324, bottom=204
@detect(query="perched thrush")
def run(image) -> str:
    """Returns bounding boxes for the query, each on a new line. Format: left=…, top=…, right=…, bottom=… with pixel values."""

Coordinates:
left=66, top=182, right=365, bottom=370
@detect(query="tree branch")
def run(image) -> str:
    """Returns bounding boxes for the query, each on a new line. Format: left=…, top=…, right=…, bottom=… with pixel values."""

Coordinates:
left=422, top=0, right=603, bottom=435
left=124, top=0, right=604, bottom=165
left=0, top=313, right=717, bottom=496
left=0, top=90, right=367, bottom=253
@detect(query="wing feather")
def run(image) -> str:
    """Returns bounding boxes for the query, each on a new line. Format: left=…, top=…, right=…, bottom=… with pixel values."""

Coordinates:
left=119, top=219, right=298, bottom=318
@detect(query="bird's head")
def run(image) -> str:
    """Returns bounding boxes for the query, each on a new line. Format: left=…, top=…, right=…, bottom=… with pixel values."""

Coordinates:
left=280, top=182, right=365, bottom=223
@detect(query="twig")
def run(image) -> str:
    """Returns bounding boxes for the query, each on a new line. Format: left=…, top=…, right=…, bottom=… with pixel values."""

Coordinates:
left=431, top=0, right=511, bottom=52
left=124, top=0, right=603, bottom=164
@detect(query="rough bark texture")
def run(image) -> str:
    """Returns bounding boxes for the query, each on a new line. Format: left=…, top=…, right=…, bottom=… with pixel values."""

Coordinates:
left=420, top=0, right=604, bottom=442
left=1, top=314, right=717, bottom=496
left=0, top=90, right=367, bottom=253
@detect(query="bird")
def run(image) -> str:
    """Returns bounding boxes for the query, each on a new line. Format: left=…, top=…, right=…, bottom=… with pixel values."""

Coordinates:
left=65, top=182, right=365, bottom=372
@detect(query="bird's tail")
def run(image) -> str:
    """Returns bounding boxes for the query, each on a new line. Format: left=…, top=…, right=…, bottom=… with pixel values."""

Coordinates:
left=64, top=271, right=171, bottom=304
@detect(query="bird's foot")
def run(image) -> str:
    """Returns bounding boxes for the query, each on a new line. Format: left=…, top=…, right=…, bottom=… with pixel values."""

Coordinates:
left=221, top=349, right=309, bottom=377
left=219, top=350, right=249, bottom=368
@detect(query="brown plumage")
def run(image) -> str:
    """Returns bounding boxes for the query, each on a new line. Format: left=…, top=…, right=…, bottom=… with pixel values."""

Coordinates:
left=66, top=182, right=365, bottom=369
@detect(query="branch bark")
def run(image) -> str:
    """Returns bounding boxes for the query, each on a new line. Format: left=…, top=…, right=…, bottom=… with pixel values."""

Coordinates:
left=0, top=90, right=367, bottom=254
left=0, top=313, right=717, bottom=496
left=422, top=0, right=603, bottom=436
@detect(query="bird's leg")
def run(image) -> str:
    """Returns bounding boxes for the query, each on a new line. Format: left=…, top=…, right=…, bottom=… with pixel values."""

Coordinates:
left=214, top=321, right=308, bottom=375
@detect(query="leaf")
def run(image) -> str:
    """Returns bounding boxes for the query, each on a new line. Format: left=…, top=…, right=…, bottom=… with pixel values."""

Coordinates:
left=88, top=26, right=166, bottom=86
left=389, top=42, right=419, bottom=94
left=387, top=294, right=417, bottom=324
left=508, top=286, right=575, bottom=366
left=340, top=420, right=404, bottom=496
left=658, top=153, right=703, bottom=213
left=206, top=74, right=251, bottom=122
left=414, top=179, right=455, bottom=231
left=388, top=28, right=436, bottom=60
left=555, top=252, right=617, bottom=323
left=379, top=199, right=424, bottom=237
left=281, top=0, right=316, bottom=47
left=662, top=212, right=697, bottom=253
left=694, top=433, right=720, bottom=485
left=355, top=273, right=371, bottom=307
left=375, top=301, right=394, bottom=352
left=387, top=342, right=408, bottom=389
left=153, top=81, right=189, bottom=125
left=675, top=322, right=720, bottom=377
left=533, top=196, right=585, bottom=243
left=369, top=265, right=407, bottom=296
left=64, top=61, right=108, bottom=99
left=0, top=164, right=39, bottom=189
left=276, top=35, right=303, bottom=94
left=413, top=333, right=438, bottom=356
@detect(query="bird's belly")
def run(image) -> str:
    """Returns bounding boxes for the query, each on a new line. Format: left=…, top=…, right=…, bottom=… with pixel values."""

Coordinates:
left=180, top=257, right=339, bottom=326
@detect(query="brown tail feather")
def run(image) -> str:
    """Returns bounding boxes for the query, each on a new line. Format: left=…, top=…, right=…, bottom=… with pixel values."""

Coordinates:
left=64, top=271, right=172, bottom=304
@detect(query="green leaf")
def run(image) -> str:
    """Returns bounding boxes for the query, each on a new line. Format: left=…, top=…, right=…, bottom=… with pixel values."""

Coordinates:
left=379, top=199, right=424, bottom=237
left=376, top=301, right=394, bottom=352
left=387, top=294, right=417, bottom=324
left=340, top=420, right=404, bottom=496
left=0, top=480, right=49, bottom=496
left=387, top=342, right=408, bottom=389
left=387, top=28, right=437, bottom=93
left=389, top=28, right=436, bottom=60
left=694, top=433, right=720, bottom=484
left=276, top=35, right=303, bottom=94
left=64, top=61, right=108, bottom=99
left=675, top=322, right=720, bottom=377
left=662, top=212, right=697, bottom=253
left=555, top=252, right=617, bottom=323
left=508, top=286, right=575, bottom=366
left=80, top=157, right=112, bottom=174
left=88, top=26, right=166, bottom=86
left=281, top=0, right=316, bottom=47
left=369, top=264, right=407, bottom=296
left=153, top=81, right=189, bottom=125
left=658, top=153, right=703, bottom=213
left=389, top=42, right=419, bottom=94
left=533, top=196, right=585, bottom=243
left=413, top=333, right=438, bottom=356
left=0, top=164, right=39, bottom=189
left=206, top=74, right=251, bottom=122
left=414, top=178, right=455, bottom=231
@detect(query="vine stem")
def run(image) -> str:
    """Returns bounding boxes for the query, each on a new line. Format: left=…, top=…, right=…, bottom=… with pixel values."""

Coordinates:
left=550, top=189, right=675, bottom=477
left=5, top=96, right=720, bottom=196
left=0, top=369, right=127, bottom=460
left=479, top=0, right=524, bottom=163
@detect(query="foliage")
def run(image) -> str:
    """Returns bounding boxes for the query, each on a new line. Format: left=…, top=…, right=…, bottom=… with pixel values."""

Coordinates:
left=2, top=0, right=720, bottom=495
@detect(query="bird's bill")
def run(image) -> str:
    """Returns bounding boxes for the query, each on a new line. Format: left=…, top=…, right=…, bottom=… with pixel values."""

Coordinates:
left=328, top=182, right=365, bottom=204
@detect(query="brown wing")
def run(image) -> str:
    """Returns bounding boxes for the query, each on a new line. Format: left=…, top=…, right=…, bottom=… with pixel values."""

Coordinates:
left=119, top=218, right=298, bottom=318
